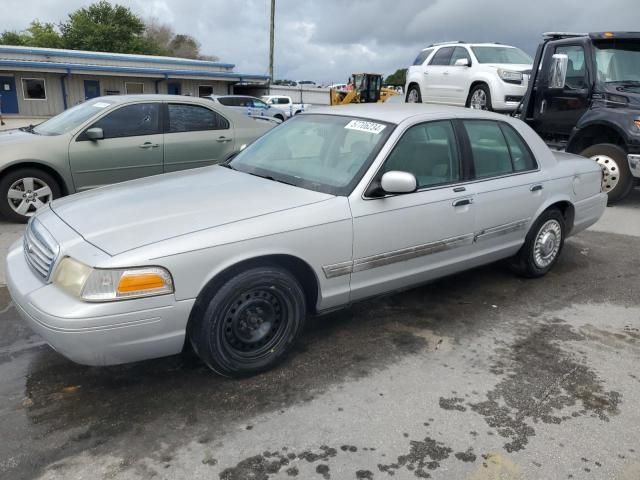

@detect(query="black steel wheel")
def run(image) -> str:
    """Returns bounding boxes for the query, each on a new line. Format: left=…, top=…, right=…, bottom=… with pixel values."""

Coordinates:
left=189, top=265, right=306, bottom=377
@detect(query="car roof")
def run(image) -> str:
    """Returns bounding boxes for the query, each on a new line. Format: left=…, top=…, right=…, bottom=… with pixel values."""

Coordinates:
left=419, top=43, right=518, bottom=51
left=92, top=94, right=220, bottom=104
left=306, top=103, right=510, bottom=124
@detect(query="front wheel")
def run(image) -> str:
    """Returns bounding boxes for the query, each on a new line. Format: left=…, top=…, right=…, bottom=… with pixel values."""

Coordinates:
left=406, top=85, right=422, bottom=103
left=0, top=168, right=61, bottom=223
left=580, top=143, right=633, bottom=204
left=509, top=209, right=565, bottom=278
left=467, top=84, right=492, bottom=111
left=189, top=265, right=307, bottom=377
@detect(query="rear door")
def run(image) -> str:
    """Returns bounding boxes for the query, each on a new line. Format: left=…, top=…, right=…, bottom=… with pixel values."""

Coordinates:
left=423, top=46, right=455, bottom=103
left=69, top=102, right=163, bottom=191
left=459, top=119, right=546, bottom=256
left=163, top=102, right=235, bottom=172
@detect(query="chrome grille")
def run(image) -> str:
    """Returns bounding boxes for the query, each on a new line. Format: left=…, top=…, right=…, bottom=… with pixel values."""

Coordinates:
left=24, top=219, right=59, bottom=280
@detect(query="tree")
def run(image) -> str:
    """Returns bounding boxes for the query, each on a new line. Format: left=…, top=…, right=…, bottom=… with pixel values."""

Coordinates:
left=385, top=68, right=407, bottom=86
left=0, top=21, right=63, bottom=48
left=59, top=1, right=155, bottom=54
left=144, top=18, right=218, bottom=60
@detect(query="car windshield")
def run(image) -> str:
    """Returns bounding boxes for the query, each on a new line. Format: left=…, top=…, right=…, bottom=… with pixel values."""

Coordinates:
left=471, top=46, right=532, bottom=64
left=33, top=98, right=115, bottom=136
left=594, top=40, right=640, bottom=84
left=229, top=114, right=394, bottom=195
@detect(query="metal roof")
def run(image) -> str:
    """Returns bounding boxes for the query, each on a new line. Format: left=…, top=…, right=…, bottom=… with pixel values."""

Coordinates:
left=0, top=45, right=235, bottom=69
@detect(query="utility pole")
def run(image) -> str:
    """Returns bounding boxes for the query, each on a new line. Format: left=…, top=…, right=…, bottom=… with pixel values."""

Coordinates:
left=269, top=0, right=275, bottom=86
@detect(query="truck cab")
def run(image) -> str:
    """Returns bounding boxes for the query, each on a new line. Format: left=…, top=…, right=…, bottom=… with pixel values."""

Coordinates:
left=519, top=32, right=640, bottom=203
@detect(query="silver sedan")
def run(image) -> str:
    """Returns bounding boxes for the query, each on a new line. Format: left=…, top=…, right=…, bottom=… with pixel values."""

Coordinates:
left=6, top=104, right=606, bottom=377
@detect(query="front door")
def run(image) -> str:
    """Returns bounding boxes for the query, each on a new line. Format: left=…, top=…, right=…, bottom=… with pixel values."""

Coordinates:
left=167, top=82, right=181, bottom=95
left=349, top=119, right=477, bottom=301
left=446, top=46, right=474, bottom=106
left=84, top=80, right=101, bottom=100
left=533, top=43, right=590, bottom=138
left=69, top=102, right=163, bottom=190
left=0, top=77, right=19, bottom=114
left=423, top=46, right=455, bottom=104
left=163, top=103, right=235, bottom=172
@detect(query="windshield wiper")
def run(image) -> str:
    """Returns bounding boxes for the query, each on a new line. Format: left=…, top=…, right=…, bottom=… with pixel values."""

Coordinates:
left=19, top=124, right=37, bottom=134
left=219, top=163, right=237, bottom=171
left=608, top=80, right=640, bottom=86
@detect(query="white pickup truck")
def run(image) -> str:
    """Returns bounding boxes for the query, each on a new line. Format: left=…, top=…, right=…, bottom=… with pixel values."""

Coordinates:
left=261, top=95, right=311, bottom=119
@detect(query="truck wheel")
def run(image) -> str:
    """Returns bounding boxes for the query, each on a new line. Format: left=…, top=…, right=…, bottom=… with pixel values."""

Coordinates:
left=274, top=114, right=284, bottom=122
left=189, top=265, right=306, bottom=377
left=467, top=84, right=492, bottom=111
left=509, top=209, right=565, bottom=278
left=406, top=85, right=422, bottom=103
left=580, top=143, right=633, bottom=204
left=0, top=168, right=61, bottom=223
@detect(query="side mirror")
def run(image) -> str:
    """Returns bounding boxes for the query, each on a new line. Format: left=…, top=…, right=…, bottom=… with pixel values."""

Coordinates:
left=85, top=127, right=104, bottom=141
left=454, top=58, right=470, bottom=67
left=380, top=171, right=417, bottom=194
left=548, top=53, right=568, bottom=89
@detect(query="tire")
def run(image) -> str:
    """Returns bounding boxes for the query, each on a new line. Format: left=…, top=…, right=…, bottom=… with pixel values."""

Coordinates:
left=509, top=209, right=565, bottom=278
left=467, top=84, right=492, bottom=111
left=580, top=143, right=633, bottom=205
left=0, top=168, right=61, bottom=223
left=406, top=85, right=422, bottom=103
left=189, top=265, right=307, bottom=377
left=274, top=114, right=284, bottom=122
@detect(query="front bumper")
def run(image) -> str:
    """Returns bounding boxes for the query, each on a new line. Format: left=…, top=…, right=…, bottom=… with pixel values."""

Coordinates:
left=6, top=240, right=195, bottom=366
left=491, top=81, right=528, bottom=111
left=628, top=154, right=640, bottom=179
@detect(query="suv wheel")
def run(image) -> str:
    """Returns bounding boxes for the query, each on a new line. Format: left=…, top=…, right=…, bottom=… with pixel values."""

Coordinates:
left=0, top=168, right=61, bottom=223
left=189, top=265, right=307, bottom=377
left=580, top=143, right=633, bottom=204
left=467, top=84, right=492, bottom=111
left=406, top=85, right=422, bottom=103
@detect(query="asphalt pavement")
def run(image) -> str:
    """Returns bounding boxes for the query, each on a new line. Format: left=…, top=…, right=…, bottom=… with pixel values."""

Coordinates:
left=0, top=189, right=639, bottom=480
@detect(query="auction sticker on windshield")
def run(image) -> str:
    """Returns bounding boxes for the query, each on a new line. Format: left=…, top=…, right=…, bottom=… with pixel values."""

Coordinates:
left=345, top=120, right=386, bottom=134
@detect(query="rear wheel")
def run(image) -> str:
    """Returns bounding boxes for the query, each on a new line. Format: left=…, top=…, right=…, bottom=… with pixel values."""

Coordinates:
left=580, top=143, right=633, bottom=204
left=509, top=209, right=565, bottom=278
left=467, top=84, right=492, bottom=111
left=274, top=114, right=284, bottom=122
left=0, top=168, right=61, bottom=223
left=189, top=265, right=306, bottom=377
left=406, top=85, right=422, bottom=103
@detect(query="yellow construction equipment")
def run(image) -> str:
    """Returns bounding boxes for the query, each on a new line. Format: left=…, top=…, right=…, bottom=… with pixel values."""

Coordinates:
left=330, top=73, right=398, bottom=106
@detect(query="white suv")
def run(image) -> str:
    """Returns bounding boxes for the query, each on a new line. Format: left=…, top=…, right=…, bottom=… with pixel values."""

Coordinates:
left=405, top=42, right=533, bottom=112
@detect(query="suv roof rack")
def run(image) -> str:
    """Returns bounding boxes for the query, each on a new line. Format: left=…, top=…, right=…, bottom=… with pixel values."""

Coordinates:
left=426, top=40, right=466, bottom=48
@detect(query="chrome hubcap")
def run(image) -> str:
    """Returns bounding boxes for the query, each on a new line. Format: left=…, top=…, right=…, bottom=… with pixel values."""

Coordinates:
left=591, top=155, right=619, bottom=192
left=470, top=89, right=487, bottom=110
left=7, top=177, right=53, bottom=217
left=533, top=220, right=562, bottom=268
left=407, top=88, right=419, bottom=103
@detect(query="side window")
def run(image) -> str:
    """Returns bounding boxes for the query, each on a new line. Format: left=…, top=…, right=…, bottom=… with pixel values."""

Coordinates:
left=383, top=120, right=461, bottom=188
left=277, top=97, right=289, bottom=105
left=555, top=45, right=587, bottom=89
left=500, top=124, right=537, bottom=172
left=91, top=103, right=160, bottom=139
left=463, top=120, right=513, bottom=178
left=251, top=98, right=268, bottom=108
left=168, top=104, right=229, bottom=133
left=216, top=97, right=237, bottom=107
left=428, top=47, right=455, bottom=66
left=413, top=48, right=433, bottom=66
left=449, top=47, right=471, bottom=66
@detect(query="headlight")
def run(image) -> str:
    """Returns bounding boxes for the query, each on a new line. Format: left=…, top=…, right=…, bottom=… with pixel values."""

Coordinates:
left=498, top=69, right=523, bottom=83
left=53, top=257, right=174, bottom=302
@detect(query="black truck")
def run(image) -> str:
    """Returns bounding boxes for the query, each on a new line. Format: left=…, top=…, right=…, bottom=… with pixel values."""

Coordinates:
left=518, top=32, right=640, bottom=203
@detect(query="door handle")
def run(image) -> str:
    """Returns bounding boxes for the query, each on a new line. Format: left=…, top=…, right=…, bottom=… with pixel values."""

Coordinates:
left=453, top=186, right=466, bottom=193
left=217, top=136, right=232, bottom=143
left=453, top=198, right=473, bottom=207
left=540, top=99, right=546, bottom=114
left=530, top=184, right=543, bottom=192
left=139, top=142, right=159, bottom=149
left=443, top=71, right=450, bottom=75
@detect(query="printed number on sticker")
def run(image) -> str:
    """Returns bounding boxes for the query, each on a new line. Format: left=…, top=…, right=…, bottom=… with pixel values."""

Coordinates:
left=345, top=120, right=386, bottom=134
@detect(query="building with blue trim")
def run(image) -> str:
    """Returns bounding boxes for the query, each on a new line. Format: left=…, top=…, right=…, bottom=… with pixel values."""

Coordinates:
left=0, top=45, right=269, bottom=117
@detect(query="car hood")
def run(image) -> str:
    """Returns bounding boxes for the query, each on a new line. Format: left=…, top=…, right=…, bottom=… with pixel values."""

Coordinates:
left=50, top=166, right=334, bottom=256
left=0, top=129, right=51, bottom=146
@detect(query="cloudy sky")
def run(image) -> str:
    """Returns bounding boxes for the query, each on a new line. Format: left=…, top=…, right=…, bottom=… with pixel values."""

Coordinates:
left=2, top=0, right=639, bottom=83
